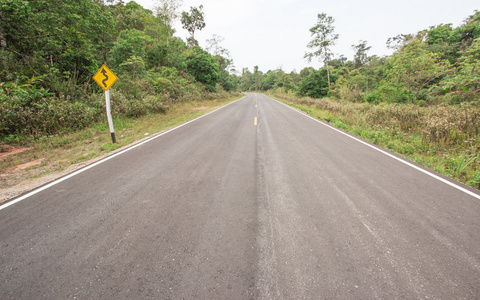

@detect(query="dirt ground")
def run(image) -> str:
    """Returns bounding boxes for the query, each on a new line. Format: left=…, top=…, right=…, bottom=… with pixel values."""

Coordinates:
left=0, top=133, right=161, bottom=204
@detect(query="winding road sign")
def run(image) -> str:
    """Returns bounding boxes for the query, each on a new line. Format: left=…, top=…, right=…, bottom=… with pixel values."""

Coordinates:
left=93, top=64, right=118, bottom=91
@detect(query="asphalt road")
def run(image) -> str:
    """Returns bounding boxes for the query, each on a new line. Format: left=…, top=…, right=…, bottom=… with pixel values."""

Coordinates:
left=1, top=93, right=480, bottom=299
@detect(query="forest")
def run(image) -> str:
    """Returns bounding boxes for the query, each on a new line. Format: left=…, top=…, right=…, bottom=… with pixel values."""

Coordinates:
left=0, top=0, right=238, bottom=139
left=240, top=11, right=480, bottom=104
left=0, top=1, right=479, bottom=187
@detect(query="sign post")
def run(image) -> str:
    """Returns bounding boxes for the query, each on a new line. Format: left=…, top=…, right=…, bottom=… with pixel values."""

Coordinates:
left=93, top=64, right=118, bottom=143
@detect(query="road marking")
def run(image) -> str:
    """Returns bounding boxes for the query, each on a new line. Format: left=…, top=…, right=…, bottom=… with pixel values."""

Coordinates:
left=0, top=96, right=249, bottom=211
left=271, top=96, right=480, bottom=201
left=255, top=97, right=259, bottom=125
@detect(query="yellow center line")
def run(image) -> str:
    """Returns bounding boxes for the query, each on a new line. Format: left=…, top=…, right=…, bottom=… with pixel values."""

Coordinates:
left=254, top=117, right=258, bottom=126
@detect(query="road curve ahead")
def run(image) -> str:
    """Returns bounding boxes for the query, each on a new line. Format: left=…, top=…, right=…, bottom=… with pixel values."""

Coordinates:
left=1, top=93, right=480, bottom=299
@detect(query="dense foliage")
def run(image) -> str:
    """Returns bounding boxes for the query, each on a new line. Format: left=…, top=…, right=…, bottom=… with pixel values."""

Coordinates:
left=0, top=0, right=236, bottom=139
left=2, top=2, right=479, bottom=142
left=237, top=11, right=480, bottom=189
left=240, top=10, right=480, bottom=106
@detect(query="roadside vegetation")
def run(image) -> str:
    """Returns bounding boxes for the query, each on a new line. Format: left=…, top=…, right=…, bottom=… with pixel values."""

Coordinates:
left=0, top=0, right=239, bottom=142
left=0, top=0, right=243, bottom=199
left=271, top=90, right=479, bottom=189
left=239, top=11, right=480, bottom=189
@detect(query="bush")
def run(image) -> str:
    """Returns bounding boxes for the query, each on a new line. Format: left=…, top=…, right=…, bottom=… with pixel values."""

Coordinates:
left=298, top=68, right=337, bottom=98
left=108, top=90, right=165, bottom=118
left=1, top=82, right=100, bottom=137
left=183, top=46, right=219, bottom=92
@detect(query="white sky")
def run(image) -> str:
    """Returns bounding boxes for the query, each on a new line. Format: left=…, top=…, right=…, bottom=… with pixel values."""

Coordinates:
left=134, top=0, right=479, bottom=73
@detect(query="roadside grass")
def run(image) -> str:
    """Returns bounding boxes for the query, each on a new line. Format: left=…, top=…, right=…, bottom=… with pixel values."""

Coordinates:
left=270, top=91, right=480, bottom=190
left=0, top=94, right=242, bottom=194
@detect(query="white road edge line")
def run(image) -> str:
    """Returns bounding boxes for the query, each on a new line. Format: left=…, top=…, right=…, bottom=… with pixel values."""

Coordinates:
left=0, top=96, right=247, bottom=211
left=270, top=95, right=480, bottom=200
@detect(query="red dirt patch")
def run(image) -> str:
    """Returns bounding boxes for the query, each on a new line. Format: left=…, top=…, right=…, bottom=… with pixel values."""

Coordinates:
left=0, top=145, right=31, bottom=159
left=14, top=158, right=45, bottom=171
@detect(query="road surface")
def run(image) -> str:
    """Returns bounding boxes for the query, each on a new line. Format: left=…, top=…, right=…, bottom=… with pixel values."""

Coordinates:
left=1, top=93, right=480, bottom=299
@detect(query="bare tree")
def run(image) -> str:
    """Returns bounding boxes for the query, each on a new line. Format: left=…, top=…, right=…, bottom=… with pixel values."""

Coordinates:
left=154, top=0, right=183, bottom=44
left=206, top=34, right=231, bottom=60
left=352, top=40, right=372, bottom=68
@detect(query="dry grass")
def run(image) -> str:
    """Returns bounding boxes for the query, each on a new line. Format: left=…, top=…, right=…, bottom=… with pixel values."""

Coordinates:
left=272, top=90, right=480, bottom=190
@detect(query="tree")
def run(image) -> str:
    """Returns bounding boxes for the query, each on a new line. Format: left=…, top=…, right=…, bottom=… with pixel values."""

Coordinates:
left=352, top=40, right=371, bottom=68
left=261, top=70, right=282, bottom=91
left=389, top=41, right=451, bottom=102
left=120, top=55, right=145, bottom=80
left=447, top=37, right=480, bottom=94
left=0, top=0, right=115, bottom=85
left=426, top=24, right=461, bottom=64
left=240, top=67, right=253, bottom=91
left=298, top=68, right=337, bottom=98
left=109, top=29, right=152, bottom=67
left=154, top=0, right=183, bottom=44
left=252, top=65, right=262, bottom=91
left=277, top=74, right=296, bottom=92
left=304, top=13, right=339, bottom=89
left=145, top=37, right=186, bottom=69
left=183, top=46, right=219, bottom=91
left=206, top=34, right=234, bottom=73
left=181, top=5, right=205, bottom=47
left=206, top=35, right=226, bottom=56
left=386, top=33, right=415, bottom=51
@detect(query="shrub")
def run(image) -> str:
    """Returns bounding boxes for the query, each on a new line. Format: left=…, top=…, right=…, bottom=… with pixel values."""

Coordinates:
left=1, top=81, right=100, bottom=137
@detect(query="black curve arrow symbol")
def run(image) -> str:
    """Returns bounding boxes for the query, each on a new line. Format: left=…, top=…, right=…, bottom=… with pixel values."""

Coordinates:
left=101, top=68, right=108, bottom=88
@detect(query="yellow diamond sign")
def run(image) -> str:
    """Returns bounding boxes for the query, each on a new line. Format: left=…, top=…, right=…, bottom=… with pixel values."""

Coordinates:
left=93, top=64, right=118, bottom=91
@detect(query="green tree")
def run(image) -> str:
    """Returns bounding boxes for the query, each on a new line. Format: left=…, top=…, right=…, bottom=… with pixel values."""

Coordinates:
left=276, top=73, right=296, bottom=92
left=0, top=0, right=114, bottom=85
left=456, top=10, right=480, bottom=49
left=252, top=65, right=262, bottom=91
left=298, top=68, right=337, bottom=98
left=183, top=46, right=219, bottom=91
left=425, top=24, right=461, bottom=64
left=120, top=55, right=145, bottom=80
left=389, top=41, right=451, bottom=102
left=240, top=67, right=253, bottom=91
left=181, top=5, right=205, bottom=47
left=214, top=54, right=236, bottom=91
left=261, top=70, right=282, bottom=91
left=109, top=29, right=152, bottom=67
left=446, top=37, right=480, bottom=95
left=304, top=13, right=339, bottom=89
left=145, top=38, right=187, bottom=69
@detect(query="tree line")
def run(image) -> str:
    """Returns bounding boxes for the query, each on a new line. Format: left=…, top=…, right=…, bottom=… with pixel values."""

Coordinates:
left=241, top=10, right=480, bottom=105
left=1, top=2, right=479, bottom=140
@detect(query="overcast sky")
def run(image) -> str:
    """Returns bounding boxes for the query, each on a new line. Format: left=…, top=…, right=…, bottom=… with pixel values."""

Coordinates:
left=134, top=0, right=479, bottom=73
